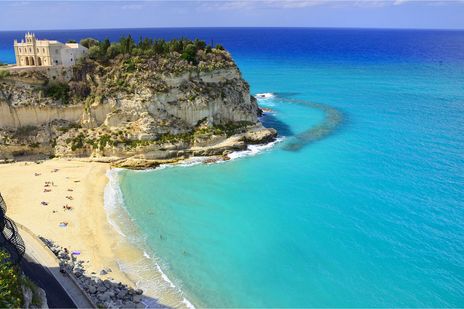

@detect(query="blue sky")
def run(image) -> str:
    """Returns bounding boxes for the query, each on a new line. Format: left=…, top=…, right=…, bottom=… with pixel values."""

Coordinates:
left=0, top=0, right=463, bottom=30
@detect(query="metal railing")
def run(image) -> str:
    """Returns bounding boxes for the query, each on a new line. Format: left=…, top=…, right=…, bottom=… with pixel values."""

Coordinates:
left=0, top=193, right=25, bottom=263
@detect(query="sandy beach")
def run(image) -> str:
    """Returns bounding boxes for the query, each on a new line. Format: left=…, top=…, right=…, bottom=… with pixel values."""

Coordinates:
left=0, top=158, right=190, bottom=308
left=0, top=159, right=132, bottom=285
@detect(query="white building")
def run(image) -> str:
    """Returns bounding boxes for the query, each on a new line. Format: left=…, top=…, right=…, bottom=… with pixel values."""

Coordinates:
left=14, top=33, right=87, bottom=67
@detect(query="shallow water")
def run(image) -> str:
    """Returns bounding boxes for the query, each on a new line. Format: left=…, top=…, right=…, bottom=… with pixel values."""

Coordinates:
left=2, top=28, right=464, bottom=307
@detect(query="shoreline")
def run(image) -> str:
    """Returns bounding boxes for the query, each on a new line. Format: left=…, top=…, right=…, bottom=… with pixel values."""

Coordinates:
left=0, top=158, right=190, bottom=308
left=0, top=159, right=145, bottom=301
left=101, top=137, right=283, bottom=308
left=0, top=137, right=281, bottom=308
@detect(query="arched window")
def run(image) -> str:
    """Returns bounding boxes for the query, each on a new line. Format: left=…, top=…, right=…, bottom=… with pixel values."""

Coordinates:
left=37, top=57, right=42, bottom=66
left=43, top=48, right=45, bottom=53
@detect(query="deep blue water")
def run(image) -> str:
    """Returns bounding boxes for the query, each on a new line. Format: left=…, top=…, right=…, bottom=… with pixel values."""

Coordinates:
left=2, top=28, right=464, bottom=307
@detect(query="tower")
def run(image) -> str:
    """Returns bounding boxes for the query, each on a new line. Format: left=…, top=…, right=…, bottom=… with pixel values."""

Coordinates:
left=27, top=33, right=37, bottom=66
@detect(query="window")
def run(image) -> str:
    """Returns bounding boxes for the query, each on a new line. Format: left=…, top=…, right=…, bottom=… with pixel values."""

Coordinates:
left=19, top=48, right=21, bottom=52
left=29, top=48, right=31, bottom=53
left=43, top=48, right=45, bottom=53
left=70, top=58, right=73, bottom=62
left=55, top=49, right=59, bottom=54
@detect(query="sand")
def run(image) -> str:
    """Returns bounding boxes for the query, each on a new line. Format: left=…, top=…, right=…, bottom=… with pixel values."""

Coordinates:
left=0, top=158, right=192, bottom=308
left=0, top=158, right=132, bottom=285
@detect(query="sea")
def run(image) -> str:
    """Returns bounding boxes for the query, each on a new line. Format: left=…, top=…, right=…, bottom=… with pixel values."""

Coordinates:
left=1, top=28, right=464, bottom=307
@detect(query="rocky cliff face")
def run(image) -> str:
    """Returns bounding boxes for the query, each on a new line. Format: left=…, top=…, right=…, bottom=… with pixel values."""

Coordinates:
left=0, top=48, right=276, bottom=167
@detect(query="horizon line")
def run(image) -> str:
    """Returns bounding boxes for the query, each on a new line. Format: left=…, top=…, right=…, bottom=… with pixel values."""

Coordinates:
left=2, top=26, right=464, bottom=32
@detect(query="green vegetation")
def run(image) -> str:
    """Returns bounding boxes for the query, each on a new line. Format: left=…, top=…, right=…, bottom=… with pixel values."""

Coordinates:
left=67, top=39, right=77, bottom=43
left=0, top=70, right=10, bottom=79
left=84, top=35, right=217, bottom=65
left=158, top=132, right=195, bottom=144
left=63, top=120, right=253, bottom=153
left=0, top=61, right=7, bottom=66
left=67, top=131, right=146, bottom=151
left=43, top=82, right=70, bottom=104
left=215, top=121, right=254, bottom=137
left=67, top=132, right=85, bottom=151
left=80, top=37, right=99, bottom=49
left=0, top=250, right=23, bottom=308
left=14, top=125, right=37, bottom=138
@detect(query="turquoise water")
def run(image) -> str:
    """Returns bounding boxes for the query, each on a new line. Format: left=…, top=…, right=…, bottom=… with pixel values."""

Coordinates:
left=2, top=28, right=464, bottom=307
left=117, top=30, right=464, bottom=308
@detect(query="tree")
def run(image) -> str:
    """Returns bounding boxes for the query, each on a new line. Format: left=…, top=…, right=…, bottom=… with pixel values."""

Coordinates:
left=169, top=39, right=183, bottom=53
left=194, top=39, right=206, bottom=50
left=99, top=38, right=111, bottom=55
left=80, top=37, right=99, bottom=49
left=152, top=39, right=166, bottom=54
left=88, top=45, right=101, bottom=60
left=182, top=44, right=197, bottom=64
left=119, top=35, right=135, bottom=55
left=67, top=39, right=77, bottom=43
left=106, top=44, right=120, bottom=59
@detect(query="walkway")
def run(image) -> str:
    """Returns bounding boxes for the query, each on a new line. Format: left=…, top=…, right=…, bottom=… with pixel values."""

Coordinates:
left=18, top=224, right=95, bottom=308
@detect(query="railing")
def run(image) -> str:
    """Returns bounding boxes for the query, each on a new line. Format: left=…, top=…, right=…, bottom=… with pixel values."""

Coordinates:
left=0, top=193, right=25, bottom=264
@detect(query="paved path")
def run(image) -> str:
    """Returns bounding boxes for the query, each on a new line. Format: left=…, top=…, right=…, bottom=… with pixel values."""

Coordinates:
left=17, top=224, right=95, bottom=308
left=21, top=254, right=76, bottom=308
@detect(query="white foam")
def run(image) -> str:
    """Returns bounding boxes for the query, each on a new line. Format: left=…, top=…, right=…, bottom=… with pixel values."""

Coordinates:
left=228, top=137, right=284, bottom=160
left=182, top=298, right=196, bottom=309
left=254, top=92, right=275, bottom=99
left=156, top=263, right=176, bottom=288
left=102, top=136, right=282, bottom=309
left=104, top=169, right=128, bottom=237
left=104, top=169, right=197, bottom=308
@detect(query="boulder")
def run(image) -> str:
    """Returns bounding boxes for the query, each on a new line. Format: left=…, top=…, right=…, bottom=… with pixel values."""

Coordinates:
left=133, top=295, right=143, bottom=303
left=88, top=285, right=97, bottom=294
left=242, top=127, right=277, bottom=144
left=117, top=289, right=127, bottom=299
left=97, top=283, right=107, bottom=293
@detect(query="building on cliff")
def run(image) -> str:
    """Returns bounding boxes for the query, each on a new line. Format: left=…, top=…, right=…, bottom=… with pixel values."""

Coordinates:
left=14, top=33, right=87, bottom=68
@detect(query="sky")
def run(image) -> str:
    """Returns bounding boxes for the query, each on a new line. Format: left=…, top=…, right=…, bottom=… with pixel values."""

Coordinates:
left=0, top=0, right=463, bottom=30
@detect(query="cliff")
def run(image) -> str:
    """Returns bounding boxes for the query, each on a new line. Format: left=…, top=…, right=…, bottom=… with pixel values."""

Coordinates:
left=0, top=40, right=276, bottom=167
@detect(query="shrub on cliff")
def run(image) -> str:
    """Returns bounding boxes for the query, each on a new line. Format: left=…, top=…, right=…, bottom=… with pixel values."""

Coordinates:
left=0, top=70, right=10, bottom=79
left=182, top=44, right=198, bottom=64
left=0, top=250, right=23, bottom=308
left=43, top=82, right=70, bottom=104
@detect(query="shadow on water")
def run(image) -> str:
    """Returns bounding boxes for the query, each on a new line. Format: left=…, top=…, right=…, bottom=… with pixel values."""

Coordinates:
left=260, top=112, right=295, bottom=137
left=271, top=94, right=344, bottom=152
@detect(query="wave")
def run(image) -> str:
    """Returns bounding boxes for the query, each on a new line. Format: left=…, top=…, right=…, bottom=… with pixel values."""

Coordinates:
left=254, top=92, right=275, bottom=99
left=104, top=169, right=128, bottom=238
left=227, top=137, right=284, bottom=160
